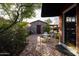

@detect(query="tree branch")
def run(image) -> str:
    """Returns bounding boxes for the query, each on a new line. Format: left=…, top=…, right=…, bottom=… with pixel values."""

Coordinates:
left=0, top=4, right=21, bottom=33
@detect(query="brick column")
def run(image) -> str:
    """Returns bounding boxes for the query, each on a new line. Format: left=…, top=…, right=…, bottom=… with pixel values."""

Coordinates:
left=76, top=4, right=79, bottom=54
left=59, top=15, right=63, bottom=43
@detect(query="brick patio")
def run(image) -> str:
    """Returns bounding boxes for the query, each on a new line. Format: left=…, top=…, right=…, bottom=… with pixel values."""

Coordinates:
left=20, top=34, right=66, bottom=56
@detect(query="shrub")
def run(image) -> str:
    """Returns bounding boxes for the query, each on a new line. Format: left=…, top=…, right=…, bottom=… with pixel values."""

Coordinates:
left=44, top=24, right=51, bottom=33
left=55, top=32, right=60, bottom=39
left=0, top=20, right=29, bottom=55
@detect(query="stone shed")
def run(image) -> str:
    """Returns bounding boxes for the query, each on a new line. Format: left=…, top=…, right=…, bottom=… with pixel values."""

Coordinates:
left=30, top=20, right=47, bottom=34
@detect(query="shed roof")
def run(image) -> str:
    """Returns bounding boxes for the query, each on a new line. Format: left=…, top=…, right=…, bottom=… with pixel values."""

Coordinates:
left=30, top=20, right=48, bottom=24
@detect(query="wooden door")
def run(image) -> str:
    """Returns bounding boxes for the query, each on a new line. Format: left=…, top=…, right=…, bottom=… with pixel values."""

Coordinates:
left=65, top=17, right=76, bottom=46
left=37, top=25, right=41, bottom=34
left=64, top=7, right=76, bottom=46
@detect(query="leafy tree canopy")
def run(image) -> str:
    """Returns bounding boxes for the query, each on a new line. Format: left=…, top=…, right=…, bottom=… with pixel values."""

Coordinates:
left=0, top=3, right=41, bottom=33
left=45, top=18, right=52, bottom=24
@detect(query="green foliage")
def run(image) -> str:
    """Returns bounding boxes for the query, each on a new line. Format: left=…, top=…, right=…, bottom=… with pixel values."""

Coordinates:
left=55, top=32, right=60, bottom=39
left=17, top=22, right=28, bottom=28
left=0, top=3, right=41, bottom=20
left=44, top=18, right=51, bottom=33
left=0, top=3, right=41, bottom=55
left=0, top=19, right=29, bottom=55
left=45, top=18, right=52, bottom=24
left=44, top=24, right=51, bottom=33
left=0, top=3, right=41, bottom=33
left=0, top=18, right=11, bottom=31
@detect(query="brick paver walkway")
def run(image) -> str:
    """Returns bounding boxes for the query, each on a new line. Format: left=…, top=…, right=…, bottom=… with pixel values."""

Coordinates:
left=20, top=34, right=65, bottom=56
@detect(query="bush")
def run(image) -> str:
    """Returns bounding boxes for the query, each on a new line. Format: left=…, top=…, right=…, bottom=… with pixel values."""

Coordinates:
left=44, top=24, right=51, bottom=33
left=0, top=20, right=29, bottom=55
left=55, top=32, right=60, bottom=39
